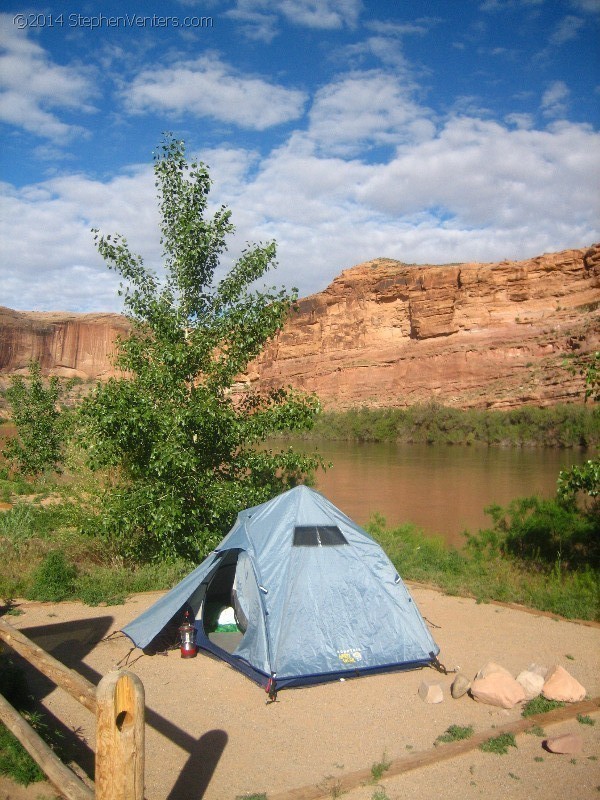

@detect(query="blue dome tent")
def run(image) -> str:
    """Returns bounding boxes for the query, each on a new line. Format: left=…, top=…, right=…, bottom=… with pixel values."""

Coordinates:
left=122, top=486, right=440, bottom=689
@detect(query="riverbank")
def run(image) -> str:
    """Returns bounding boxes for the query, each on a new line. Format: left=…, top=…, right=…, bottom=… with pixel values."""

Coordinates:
left=290, top=403, right=599, bottom=447
left=1, top=491, right=597, bottom=622
left=368, top=514, right=599, bottom=622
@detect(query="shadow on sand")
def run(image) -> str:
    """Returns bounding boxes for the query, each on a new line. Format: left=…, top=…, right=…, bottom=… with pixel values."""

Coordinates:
left=7, top=615, right=228, bottom=795
left=166, top=728, right=228, bottom=800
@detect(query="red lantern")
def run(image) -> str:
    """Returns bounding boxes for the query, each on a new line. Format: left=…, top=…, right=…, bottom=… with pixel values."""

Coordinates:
left=179, top=610, right=197, bottom=658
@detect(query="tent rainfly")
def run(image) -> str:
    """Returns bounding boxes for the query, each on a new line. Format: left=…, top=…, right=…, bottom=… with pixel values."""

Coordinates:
left=122, top=485, right=440, bottom=689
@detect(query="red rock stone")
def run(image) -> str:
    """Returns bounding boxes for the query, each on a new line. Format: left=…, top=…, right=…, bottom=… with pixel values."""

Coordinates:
left=470, top=673, right=526, bottom=709
left=475, top=661, right=513, bottom=680
left=542, top=665, right=586, bottom=703
left=0, top=307, right=129, bottom=381
left=418, top=680, right=443, bottom=703
left=545, top=733, right=584, bottom=754
left=516, top=670, right=544, bottom=700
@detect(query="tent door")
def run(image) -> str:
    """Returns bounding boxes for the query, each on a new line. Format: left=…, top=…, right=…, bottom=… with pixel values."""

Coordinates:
left=201, top=549, right=245, bottom=654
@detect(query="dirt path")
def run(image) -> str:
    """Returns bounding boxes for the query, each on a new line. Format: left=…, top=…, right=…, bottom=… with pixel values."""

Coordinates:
left=3, top=587, right=600, bottom=800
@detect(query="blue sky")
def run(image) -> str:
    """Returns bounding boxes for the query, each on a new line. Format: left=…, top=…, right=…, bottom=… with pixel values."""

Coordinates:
left=1, top=0, right=599, bottom=312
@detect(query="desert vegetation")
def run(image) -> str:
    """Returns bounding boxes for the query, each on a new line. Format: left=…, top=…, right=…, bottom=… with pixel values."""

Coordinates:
left=0, top=138, right=597, bottom=623
left=286, top=400, right=599, bottom=448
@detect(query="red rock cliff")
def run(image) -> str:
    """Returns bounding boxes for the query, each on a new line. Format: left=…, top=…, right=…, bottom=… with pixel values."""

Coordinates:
left=247, top=244, right=600, bottom=409
left=1, top=245, right=599, bottom=409
left=0, top=307, right=130, bottom=381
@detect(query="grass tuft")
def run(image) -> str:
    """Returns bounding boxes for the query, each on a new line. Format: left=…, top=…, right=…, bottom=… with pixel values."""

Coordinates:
left=372, top=789, right=389, bottom=800
left=479, top=733, right=517, bottom=755
left=367, top=514, right=599, bottom=622
left=370, top=752, right=392, bottom=783
left=525, top=724, right=545, bottom=737
left=0, top=721, right=45, bottom=785
left=435, top=724, right=474, bottom=745
left=235, top=795, right=267, bottom=800
left=522, top=696, right=566, bottom=717
left=577, top=714, right=595, bottom=726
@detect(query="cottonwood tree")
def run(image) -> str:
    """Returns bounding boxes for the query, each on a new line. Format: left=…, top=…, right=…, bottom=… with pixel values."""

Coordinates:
left=81, top=135, right=322, bottom=561
left=3, top=360, right=71, bottom=477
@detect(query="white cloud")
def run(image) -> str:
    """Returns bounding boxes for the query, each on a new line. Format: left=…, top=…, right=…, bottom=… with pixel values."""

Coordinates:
left=354, top=117, right=600, bottom=235
left=225, top=0, right=361, bottom=40
left=504, top=112, right=535, bottom=129
left=124, top=54, right=307, bottom=129
left=207, top=116, right=599, bottom=290
left=307, top=72, right=436, bottom=156
left=365, top=20, right=432, bottom=36
left=277, top=0, right=361, bottom=29
left=340, top=17, right=433, bottom=71
left=541, top=80, right=570, bottom=118
left=480, top=0, right=544, bottom=11
left=0, top=14, right=95, bottom=141
left=343, top=35, right=412, bottom=70
left=223, top=6, right=279, bottom=42
left=549, top=15, right=585, bottom=46
left=0, top=166, right=159, bottom=312
left=3, top=109, right=598, bottom=312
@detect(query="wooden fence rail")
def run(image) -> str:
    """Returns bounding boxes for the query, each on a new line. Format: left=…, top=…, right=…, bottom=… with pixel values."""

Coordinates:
left=0, top=617, right=144, bottom=800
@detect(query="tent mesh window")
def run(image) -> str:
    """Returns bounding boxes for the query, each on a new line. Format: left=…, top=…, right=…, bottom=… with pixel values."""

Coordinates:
left=293, top=525, right=348, bottom=546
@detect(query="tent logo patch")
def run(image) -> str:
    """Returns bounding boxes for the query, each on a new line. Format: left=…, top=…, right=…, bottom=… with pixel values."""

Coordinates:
left=337, top=648, right=363, bottom=664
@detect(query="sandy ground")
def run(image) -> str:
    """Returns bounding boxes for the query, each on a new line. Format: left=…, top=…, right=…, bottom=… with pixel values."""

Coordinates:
left=1, top=587, right=599, bottom=800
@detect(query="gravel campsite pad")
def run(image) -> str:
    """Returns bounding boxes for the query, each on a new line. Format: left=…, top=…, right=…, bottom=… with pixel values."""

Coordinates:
left=3, top=587, right=599, bottom=800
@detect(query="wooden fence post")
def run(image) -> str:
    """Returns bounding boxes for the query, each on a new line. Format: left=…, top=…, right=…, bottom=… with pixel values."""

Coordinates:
left=95, top=670, right=145, bottom=800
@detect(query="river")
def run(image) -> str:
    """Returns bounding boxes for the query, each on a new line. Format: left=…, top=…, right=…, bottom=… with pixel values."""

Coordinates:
left=276, top=439, right=590, bottom=547
left=1, top=422, right=589, bottom=548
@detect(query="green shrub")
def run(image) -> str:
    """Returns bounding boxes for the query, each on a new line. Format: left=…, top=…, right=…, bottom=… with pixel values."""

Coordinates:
left=289, top=403, right=600, bottom=447
left=368, top=516, right=599, bottom=621
left=466, top=496, right=599, bottom=570
left=522, top=696, right=566, bottom=717
left=28, top=551, right=77, bottom=602
left=74, top=572, right=127, bottom=607
left=435, top=724, right=474, bottom=744
left=2, top=361, right=72, bottom=477
left=370, top=752, right=391, bottom=782
left=479, top=733, right=517, bottom=754
left=577, top=714, right=595, bottom=726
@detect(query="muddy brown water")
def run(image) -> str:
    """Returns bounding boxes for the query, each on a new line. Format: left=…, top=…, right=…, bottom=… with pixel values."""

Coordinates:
left=283, top=439, right=590, bottom=547
left=1, top=423, right=589, bottom=547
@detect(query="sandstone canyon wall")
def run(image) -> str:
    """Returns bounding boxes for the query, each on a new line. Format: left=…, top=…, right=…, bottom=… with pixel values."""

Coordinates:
left=0, top=307, right=130, bottom=382
left=1, top=244, right=599, bottom=409
left=247, top=244, right=600, bottom=409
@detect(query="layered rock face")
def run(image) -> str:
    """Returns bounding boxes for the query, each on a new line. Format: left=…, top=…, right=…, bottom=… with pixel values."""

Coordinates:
left=0, top=307, right=130, bottom=381
left=247, top=244, right=600, bottom=409
left=1, top=244, right=599, bottom=409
